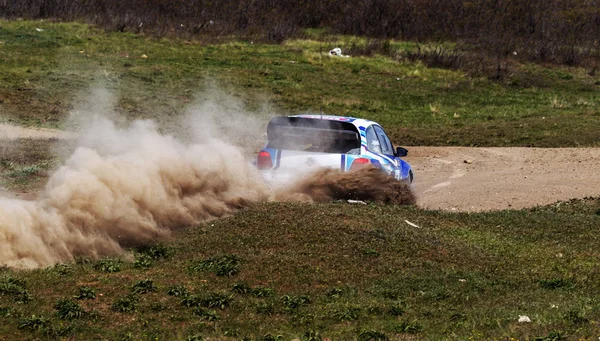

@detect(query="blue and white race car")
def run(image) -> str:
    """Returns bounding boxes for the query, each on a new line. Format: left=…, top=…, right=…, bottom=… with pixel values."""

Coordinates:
left=256, top=114, right=413, bottom=186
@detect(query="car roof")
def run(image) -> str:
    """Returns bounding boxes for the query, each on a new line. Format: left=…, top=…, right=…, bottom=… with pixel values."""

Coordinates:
left=291, top=114, right=379, bottom=130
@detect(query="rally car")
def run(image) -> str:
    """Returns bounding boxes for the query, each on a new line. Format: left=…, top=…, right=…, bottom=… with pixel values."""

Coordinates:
left=255, top=114, right=413, bottom=186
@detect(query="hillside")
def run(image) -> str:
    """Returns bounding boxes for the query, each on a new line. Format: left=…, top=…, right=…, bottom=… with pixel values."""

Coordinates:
left=0, top=19, right=599, bottom=340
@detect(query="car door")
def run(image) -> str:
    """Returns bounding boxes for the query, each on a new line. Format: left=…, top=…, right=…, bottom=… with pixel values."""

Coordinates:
left=364, top=126, right=397, bottom=178
left=373, top=125, right=402, bottom=179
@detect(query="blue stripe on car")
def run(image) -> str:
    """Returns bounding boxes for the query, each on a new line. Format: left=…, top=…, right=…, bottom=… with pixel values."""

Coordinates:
left=370, top=159, right=382, bottom=169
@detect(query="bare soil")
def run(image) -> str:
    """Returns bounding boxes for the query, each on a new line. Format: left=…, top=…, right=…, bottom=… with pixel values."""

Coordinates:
left=405, top=146, right=600, bottom=212
left=2, top=124, right=598, bottom=212
left=0, top=123, right=74, bottom=140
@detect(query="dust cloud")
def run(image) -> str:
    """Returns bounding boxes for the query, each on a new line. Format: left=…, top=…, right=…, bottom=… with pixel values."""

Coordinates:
left=0, top=90, right=414, bottom=269
left=277, top=166, right=416, bottom=205
left=0, top=117, right=271, bottom=268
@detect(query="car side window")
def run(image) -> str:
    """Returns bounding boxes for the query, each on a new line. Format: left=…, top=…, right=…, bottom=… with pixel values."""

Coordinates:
left=366, top=126, right=382, bottom=153
left=374, top=126, right=394, bottom=155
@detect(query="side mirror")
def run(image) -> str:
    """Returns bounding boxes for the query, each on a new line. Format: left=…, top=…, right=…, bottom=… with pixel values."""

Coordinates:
left=395, top=147, right=408, bottom=157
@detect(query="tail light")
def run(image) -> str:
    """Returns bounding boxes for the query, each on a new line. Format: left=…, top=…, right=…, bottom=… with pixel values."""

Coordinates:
left=349, top=157, right=370, bottom=171
left=257, top=151, right=273, bottom=170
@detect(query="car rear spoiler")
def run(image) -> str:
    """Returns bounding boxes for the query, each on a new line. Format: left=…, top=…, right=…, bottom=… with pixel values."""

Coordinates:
left=267, top=116, right=360, bottom=141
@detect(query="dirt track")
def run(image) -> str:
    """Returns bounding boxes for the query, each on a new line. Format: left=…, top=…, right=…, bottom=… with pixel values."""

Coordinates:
left=0, top=123, right=74, bottom=140
left=2, top=124, right=599, bottom=212
left=405, top=146, right=600, bottom=212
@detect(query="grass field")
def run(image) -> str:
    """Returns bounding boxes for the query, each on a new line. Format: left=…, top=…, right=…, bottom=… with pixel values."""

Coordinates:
left=1, top=201, right=600, bottom=340
left=1, top=20, right=600, bottom=340
left=1, top=20, right=599, bottom=147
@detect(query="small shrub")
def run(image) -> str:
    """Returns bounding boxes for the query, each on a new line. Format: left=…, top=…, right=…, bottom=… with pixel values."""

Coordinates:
left=50, top=324, right=75, bottom=337
left=193, top=307, right=220, bottom=321
left=348, top=39, right=393, bottom=57
left=258, top=334, right=283, bottom=341
left=450, top=313, right=467, bottom=322
left=282, top=295, right=311, bottom=311
left=7, top=165, right=40, bottom=178
left=202, top=292, right=233, bottom=309
left=331, top=304, right=362, bottom=321
left=538, top=278, right=572, bottom=290
left=255, top=301, right=276, bottom=315
left=112, top=294, right=139, bottom=313
left=0, top=306, right=13, bottom=318
left=54, top=298, right=86, bottom=320
left=0, top=159, right=15, bottom=169
left=120, top=331, right=135, bottom=341
left=75, top=257, right=92, bottom=264
left=401, top=44, right=464, bottom=70
left=0, top=277, right=26, bottom=291
left=135, top=244, right=173, bottom=260
left=76, top=286, right=96, bottom=300
left=231, top=282, right=252, bottom=294
left=94, top=258, right=122, bottom=273
left=180, top=295, right=202, bottom=308
left=50, top=264, right=72, bottom=276
left=302, top=329, right=323, bottom=341
left=18, top=315, right=50, bottom=331
left=564, top=309, right=589, bottom=324
left=20, top=317, right=73, bottom=337
left=388, top=303, right=405, bottom=316
left=186, top=335, right=204, bottom=341
left=326, top=287, right=344, bottom=299
left=535, top=330, right=567, bottom=341
left=223, top=329, right=239, bottom=337
left=366, top=305, right=385, bottom=315
left=380, top=290, right=401, bottom=300
left=133, top=254, right=153, bottom=269
left=167, top=285, right=190, bottom=297
left=131, top=279, right=157, bottom=294
left=292, top=312, right=316, bottom=326
left=189, top=254, right=242, bottom=277
left=361, top=248, right=380, bottom=257
left=149, top=302, right=167, bottom=312
left=394, top=320, right=423, bottom=333
left=252, top=287, right=275, bottom=298
left=358, top=330, right=388, bottom=341
left=0, top=277, right=32, bottom=303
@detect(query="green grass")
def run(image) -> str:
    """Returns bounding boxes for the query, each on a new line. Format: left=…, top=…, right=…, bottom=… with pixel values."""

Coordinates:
left=0, top=200, right=600, bottom=339
left=0, top=138, right=63, bottom=192
left=1, top=19, right=599, bottom=147
left=1, top=19, right=600, bottom=340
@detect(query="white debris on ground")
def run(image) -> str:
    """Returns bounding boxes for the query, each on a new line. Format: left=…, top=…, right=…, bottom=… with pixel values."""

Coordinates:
left=518, top=315, right=531, bottom=323
left=347, top=199, right=367, bottom=205
left=0, top=123, right=74, bottom=140
left=404, top=220, right=420, bottom=228
left=329, top=47, right=350, bottom=58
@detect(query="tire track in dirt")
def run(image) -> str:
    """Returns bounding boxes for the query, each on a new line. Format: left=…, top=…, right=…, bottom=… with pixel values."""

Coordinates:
left=405, top=146, right=600, bottom=212
left=0, top=123, right=74, bottom=140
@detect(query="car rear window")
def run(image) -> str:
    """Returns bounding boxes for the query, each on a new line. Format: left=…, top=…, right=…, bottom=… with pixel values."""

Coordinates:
left=266, top=117, right=361, bottom=154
